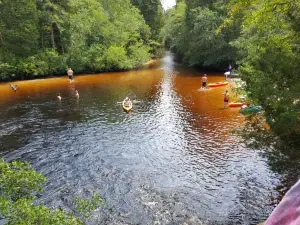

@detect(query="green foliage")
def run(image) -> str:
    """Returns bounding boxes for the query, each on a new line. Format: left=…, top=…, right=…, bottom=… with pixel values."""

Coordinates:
left=74, top=193, right=105, bottom=219
left=131, top=0, right=165, bottom=41
left=162, top=0, right=237, bottom=68
left=0, top=198, right=83, bottom=225
left=0, top=63, right=17, bottom=81
left=0, top=158, right=103, bottom=224
left=163, top=0, right=300, bottom=140
left=225, top=0, right=300, bottom=139
left=160, top=2, right=187, bottom=59
left=104, top=46, right=129, bottom=70
left=0, top=0, right=39, bottom=57
left=0, top=158, right=46, bottom=201
left=0, top=0, right=155, bottom=81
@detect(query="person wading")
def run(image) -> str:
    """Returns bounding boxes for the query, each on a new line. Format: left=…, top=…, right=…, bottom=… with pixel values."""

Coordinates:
left=202, top=74, right=208, bottom=89
left=67, top=68, right=74, bottom=82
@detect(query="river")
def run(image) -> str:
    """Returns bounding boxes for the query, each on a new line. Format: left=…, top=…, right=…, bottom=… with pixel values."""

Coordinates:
left=0, top=53, right=282, bottom=224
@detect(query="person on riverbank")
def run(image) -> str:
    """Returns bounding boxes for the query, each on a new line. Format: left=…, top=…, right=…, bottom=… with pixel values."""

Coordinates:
left=75, top=90, right=79, bottom=98
left=57, top=93, right=61, bottom=101
left=202, top=74, right=208, bottom=89
left=228, top=64, right=232, bottom=78
left=223, top=89, right=229, bottom=108
left=67, top=68, right=74, bottom=82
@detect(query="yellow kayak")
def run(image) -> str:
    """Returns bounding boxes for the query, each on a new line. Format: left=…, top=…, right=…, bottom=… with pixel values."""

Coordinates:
left=122, top=100, right=132, bottom=112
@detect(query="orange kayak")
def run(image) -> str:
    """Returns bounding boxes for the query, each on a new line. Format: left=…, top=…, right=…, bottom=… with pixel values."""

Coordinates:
left=229, top=102, right=244, bottom=107
left=207, top=82, right=228, bottom=87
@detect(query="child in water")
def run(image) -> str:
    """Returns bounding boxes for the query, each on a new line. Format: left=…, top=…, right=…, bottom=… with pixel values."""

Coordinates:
left=57, top=93, right=61, bottom=101
left=223, top=89, right=229, bottom=108
left=75, top=90, right=79, bottom=98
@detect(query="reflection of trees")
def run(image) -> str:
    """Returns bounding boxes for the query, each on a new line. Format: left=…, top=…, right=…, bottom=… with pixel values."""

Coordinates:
left=235, top=118, right=300, bottom=205
left=267, top=142, right=300, bottom=204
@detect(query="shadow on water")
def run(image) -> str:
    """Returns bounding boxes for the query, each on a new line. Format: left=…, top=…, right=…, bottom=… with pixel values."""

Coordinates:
left=234, top=118, right=300, bottom=207
left=0, top=52, right=297, bottom=225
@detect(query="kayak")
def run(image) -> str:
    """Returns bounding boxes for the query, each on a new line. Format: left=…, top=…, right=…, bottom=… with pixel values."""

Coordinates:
left=207, top=82, right=228, bottom=87
left=239, top=106, right=262, bottom=114
left=122, top=100, right=132, bottom=112
left=229, top=102, right=244, bottom=107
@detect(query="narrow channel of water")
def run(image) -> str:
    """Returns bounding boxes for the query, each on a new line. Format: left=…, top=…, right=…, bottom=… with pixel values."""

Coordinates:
left=0, top=53, right=282, bottom=224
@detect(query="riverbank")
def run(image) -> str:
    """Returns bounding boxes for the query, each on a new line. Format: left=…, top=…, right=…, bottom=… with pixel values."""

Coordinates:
left=0, top=58, right=160, bottom=83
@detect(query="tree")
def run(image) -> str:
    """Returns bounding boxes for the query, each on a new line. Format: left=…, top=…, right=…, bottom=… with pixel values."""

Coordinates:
left=0, top=158, right=103, bottom=224
left=0, top=0, right=153, bottom=81
left=131, top=0, right=165, bottom=41
left=0, top=0, right=39, bottom=58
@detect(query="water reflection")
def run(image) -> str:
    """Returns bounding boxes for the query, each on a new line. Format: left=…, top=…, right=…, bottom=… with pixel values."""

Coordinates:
left=0, top=53, right=288, bottom=224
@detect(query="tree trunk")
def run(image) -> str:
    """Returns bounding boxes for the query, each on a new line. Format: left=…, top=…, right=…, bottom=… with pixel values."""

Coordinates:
left=51, top=23, right=56, bottom=50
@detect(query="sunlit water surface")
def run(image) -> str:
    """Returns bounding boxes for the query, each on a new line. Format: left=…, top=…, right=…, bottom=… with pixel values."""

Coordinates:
left=0, top=54, right=281, bottom=224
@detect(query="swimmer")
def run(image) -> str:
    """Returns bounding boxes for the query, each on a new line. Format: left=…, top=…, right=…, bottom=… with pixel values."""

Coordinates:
left=75, top=90, right=79, bottom=98
left=57, top=93, right=61, bottom=100
left=9, top=84, right=18, bottom=92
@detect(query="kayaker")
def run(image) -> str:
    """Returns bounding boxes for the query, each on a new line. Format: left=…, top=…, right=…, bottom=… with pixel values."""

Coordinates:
left=223, top=89, right=229, bottom=108
left=67, top=68, right=74, bottom=82
left=75, top=90, right=79, bottom=98
left=124, top=97, right=132, bottom=107
left=202, top=74, right=208, bottom=88
left=57, top=93, right=62, bottom=101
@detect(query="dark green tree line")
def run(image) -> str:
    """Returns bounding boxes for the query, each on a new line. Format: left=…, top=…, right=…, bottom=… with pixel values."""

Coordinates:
left=0, top=158, right=103, bottom=224
left=131, top=0, right=165, bottom=41
left=162, top=0, right=238, bottom=68
left=0, top=0, right=160, bottom=81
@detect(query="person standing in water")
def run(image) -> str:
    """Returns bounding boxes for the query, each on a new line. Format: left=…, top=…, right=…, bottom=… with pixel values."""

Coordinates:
left=57, top=93, right=61, bottom=101
left=202, top=74, right=208, bottom=89
left=223, top=89, right=229, bottom=108
left=67, top=68, right=74, bottom=82
left=75, top=90, right=79, bottom=98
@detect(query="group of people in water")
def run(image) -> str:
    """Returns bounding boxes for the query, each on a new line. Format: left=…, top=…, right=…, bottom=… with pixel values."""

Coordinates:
left=201, top=74, right=230, bottom=108
left=57, top=68, right=77, bottom=101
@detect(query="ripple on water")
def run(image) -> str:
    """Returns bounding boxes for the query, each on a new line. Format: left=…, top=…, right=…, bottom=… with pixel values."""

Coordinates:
left=0, top=55, right=282, bottom=225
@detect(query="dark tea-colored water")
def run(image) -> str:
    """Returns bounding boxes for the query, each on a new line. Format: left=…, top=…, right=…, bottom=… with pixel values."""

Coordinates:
left=0, top=53, right=281, bottom=224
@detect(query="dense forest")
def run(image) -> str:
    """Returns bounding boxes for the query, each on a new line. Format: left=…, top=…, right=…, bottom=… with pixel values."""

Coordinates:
left=0, top=0, right=164, bottom=81
left=162, top=0, right=300, bottom=141
left=0, top=0, right=299, bottom=140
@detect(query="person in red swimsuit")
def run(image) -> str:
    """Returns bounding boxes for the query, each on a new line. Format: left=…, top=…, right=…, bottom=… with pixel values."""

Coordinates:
left=223, top=89, right=229, bottom=108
